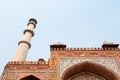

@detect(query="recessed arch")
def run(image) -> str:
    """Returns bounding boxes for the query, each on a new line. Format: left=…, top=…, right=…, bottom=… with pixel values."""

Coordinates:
left=61, top=61, right=120, bottom=80
left=20, top=75, right=40, bottom=80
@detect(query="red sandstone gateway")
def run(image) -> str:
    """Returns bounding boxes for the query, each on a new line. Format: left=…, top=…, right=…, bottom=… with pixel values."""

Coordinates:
left=1, top=19, right=120, bottom=80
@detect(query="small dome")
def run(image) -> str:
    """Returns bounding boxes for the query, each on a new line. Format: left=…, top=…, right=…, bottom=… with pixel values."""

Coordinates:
left=38, top=58, right=45, bottom=62
left=29, top=18, right=37, bottom=24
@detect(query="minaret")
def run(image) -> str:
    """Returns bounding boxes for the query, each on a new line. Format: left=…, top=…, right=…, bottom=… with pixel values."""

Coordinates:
left=13, top=18, right=37, bottom=61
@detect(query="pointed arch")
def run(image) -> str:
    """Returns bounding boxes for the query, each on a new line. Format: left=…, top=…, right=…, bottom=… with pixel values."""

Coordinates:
left=61, top=61, right=120, bottom=80
left=20, top=75, right=40, bottom=80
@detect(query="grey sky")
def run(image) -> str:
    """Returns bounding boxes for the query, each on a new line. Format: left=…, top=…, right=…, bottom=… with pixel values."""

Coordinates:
left=0, top=0, right=120, bottom=75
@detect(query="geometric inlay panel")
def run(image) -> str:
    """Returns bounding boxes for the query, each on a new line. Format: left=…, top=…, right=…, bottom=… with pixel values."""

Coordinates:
left=60, top=57, right=120, bottom=77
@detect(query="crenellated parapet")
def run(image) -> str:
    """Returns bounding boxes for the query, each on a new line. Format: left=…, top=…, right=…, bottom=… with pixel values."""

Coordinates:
left=50, top=42, right=120, bottom=51
left=8, top=61, right=48, bottom=64
left=49, top=43, right=120, bottom=59
left=51, top=47, right=120, bottom=51
left=4, top=61, right=49, bottom=70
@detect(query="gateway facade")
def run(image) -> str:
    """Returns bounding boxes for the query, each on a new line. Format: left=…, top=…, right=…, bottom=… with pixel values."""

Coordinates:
left=1, top=19, right=120, bottom=80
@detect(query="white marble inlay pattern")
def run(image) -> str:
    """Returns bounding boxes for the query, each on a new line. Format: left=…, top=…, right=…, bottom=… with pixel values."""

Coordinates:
left=60, top=57, right=120, bottom=77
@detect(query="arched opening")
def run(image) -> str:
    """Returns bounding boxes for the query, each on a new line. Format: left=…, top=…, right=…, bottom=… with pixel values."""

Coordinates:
left=20, top=75, right=40, bottom=80
left=68, top=72, right=106, bottom=80
left=61, top=61, right=120, bottom=80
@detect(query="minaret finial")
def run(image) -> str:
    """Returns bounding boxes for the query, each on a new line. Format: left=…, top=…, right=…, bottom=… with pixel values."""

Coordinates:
left=13, top=18, right=37, bottom=61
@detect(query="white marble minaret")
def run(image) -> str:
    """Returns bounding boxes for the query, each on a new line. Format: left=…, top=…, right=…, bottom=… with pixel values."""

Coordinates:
left=13, top=18, right=37, bottom=61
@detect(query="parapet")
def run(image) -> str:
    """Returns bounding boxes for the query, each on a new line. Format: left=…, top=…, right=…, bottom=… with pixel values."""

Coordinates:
left=50, top=42, right=120, bottom=51
left=50, top=47, right=120, bottom=51
left=8, top=61, right=48, bottom=65
left=5, top=61, right=49, bottom=70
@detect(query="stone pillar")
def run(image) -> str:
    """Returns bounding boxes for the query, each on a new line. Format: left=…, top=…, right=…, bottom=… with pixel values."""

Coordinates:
left=13, top=18, right=37, bottom=61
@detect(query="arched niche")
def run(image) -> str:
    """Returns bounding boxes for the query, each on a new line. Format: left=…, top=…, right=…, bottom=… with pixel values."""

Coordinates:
left=20, top=75, right=40, bottom=80
left=61, top=61, right=120, bottom=80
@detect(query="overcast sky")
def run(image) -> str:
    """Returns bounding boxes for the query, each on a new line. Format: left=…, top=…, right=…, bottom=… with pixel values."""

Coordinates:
left=0, top=0, right=120, bottom=75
